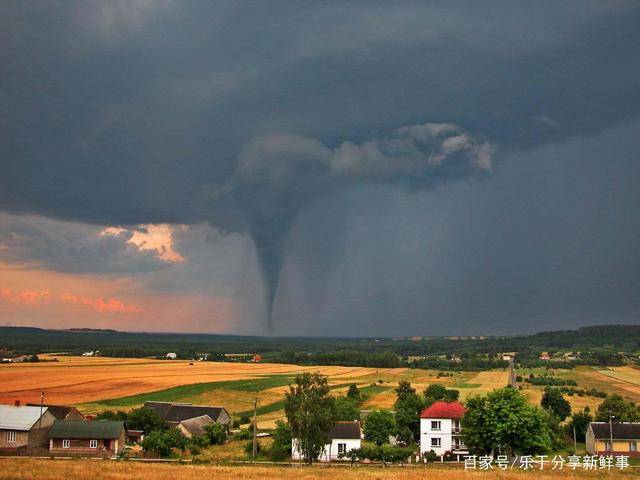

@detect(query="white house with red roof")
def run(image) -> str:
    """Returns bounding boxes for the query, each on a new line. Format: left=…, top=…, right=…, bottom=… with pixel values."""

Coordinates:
left=419, top=401, right=468, bottom=459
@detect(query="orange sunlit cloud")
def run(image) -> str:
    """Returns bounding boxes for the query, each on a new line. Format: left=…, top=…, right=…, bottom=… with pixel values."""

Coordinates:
left=1, top=288, right=142, bottom=314
left=101, top=224, right=185, bottom=262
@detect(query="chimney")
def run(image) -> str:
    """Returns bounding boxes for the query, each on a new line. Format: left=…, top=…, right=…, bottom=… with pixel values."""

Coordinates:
left=14, top=400, right=20, bottom=407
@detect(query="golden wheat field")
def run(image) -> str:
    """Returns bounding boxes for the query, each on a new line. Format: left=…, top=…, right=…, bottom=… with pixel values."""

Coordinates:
left=0, top=459, right=636, bottom=480
left=0, top=355, right=397, bottom=405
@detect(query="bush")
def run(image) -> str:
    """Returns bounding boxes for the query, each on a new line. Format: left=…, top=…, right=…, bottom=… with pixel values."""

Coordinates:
left=423, top=449, right=438, bottom=462
left=244, top=440, right=261, bottom=457
left=204, top=423, right=227, bottom=445
left=141, top=428, right=188, bottom=458
left=235, top=428, right=252, bottom=440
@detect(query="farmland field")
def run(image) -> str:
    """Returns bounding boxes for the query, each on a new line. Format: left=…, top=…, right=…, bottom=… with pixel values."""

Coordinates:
left=0, top=458, right=636, bottom=480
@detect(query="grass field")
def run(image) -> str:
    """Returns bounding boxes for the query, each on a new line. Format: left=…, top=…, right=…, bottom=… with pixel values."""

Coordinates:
left=0, top=458, right=636, bottom=480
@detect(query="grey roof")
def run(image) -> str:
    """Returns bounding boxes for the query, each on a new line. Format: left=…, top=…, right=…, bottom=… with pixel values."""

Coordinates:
left=26, top=404, right=78, bottom=420
left=0, top=405, right=49, bottom=431
left=590, top=422, right=640, bottom=440
left=330, top=421, right=361, bottom=440
left=144, top=401, right=227, bottom=423
left=179, top=415, right=215, bottom=436
left=49, top=420, right=124, bottom=439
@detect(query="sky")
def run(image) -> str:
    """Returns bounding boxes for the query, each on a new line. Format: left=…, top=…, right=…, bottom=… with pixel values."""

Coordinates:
left=1, top=1, right=639, bottom=336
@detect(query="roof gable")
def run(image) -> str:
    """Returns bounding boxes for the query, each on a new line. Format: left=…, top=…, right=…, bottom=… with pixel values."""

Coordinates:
left=179, top=415, right=215, bottom=436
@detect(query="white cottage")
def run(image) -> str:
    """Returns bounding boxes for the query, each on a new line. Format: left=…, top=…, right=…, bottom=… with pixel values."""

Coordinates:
left=419, top=401, right=468, bottom=459
left=292, top=420, right=361, bottom=462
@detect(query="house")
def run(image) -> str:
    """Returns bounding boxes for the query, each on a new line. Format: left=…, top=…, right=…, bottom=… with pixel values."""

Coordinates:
left=176, top=414, right=215, bottom=438
left=0, top=403, right=57, bottom=454
left=586, top=422, right=640, bottom=457
left=292, top=421, right=361, bottom=462
left=420, top=401, right=468, bottom=459
left=26, top=404, right=83, bottom=420
left=125, top=429, right=144, bottom=444
left=501, top=352, right=516, bottom=361
left=539, top=351, right=550, bottom=361
left=144, top=401, right=231, bottom=429
left=166, top=352, right=177, bottom=360
left=48, top=420, right=125, bottom=457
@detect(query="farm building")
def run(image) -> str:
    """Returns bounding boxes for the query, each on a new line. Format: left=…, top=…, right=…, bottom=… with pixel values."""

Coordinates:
left=144, top=401, right=231, bottom=429
left=0, top=403, right=57, bottom=455
left=176, top=414, right=215, bottom=438
left=292, top=421, right=362, bottom=462
left=26, top=404, right=83, bottom=420
left=48, top=420, right=125, bottom=457
left=586, top=422, right=640, bottom=457
left=420, top=401, right=468, bottom=459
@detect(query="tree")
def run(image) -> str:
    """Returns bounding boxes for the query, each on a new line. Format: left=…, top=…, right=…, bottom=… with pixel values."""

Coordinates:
left=268, top=420, right=292, bottom=461
left=424, top=384, right=448, bottom=400
left=363, top=410, right=396, bottom=446
left=335, top=396, right=360, bottom=421
left=141, top=428, right=188, bottom=458
left=568, top=408, right=593, bottom=443
left=96, top=410, right=128, bottom=422
left=284, top=372, right=336, bottom=464
left=347, top=384, right=361, bottom=400
left=595, top=394, right=640, bottom=422
left=541, top=388, right=572, bottom=421
left=444, top=389, right=460, bottom=402
left=126, top=407, right=166, bottom=433
left=394, top=381, right=424, bottom=442
left=462, top=386, right=553, bottom=456
left=203, top=423, right=227, bottom=445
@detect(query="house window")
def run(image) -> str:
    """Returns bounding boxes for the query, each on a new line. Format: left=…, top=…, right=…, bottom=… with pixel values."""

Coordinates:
left=604, top=441, right=612, bottom=451
left=62, top=439, right=70, bottom=449
left=6, top=431, right=17, bottom=443
left=630, top=442, right=637, bottom=452
left=338, top=443, right=346, bottom=455
left=431, top=437, right=441, bottom=447
left=89, top=439, right=98, bottom=449
left=453, top=420, right=461, bottom=431
left=431, top=421, right=441, bottom=431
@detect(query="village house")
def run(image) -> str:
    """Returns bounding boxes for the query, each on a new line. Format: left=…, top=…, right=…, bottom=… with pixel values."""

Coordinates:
left=48, top=420, right=125, bottom=457
left=0, top=403, right=57, bottom=455
left=539, top=351, right=551, bottom=361
left=292, top=420, right=362, bottom=462
left=500, top=352, right=516, bottom=361
left=144, top=401, right=231, bottom=429
left=176, top=414, right=215, bottom=438
left=420, top=401, right=468, bottom=460
left=165, top=352, right=177, bottom=359
left=586, top=422, right=640, bottom=457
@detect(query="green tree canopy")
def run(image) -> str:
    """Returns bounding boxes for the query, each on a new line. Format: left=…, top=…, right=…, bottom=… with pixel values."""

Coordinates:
left=203, top=423, right=227, bottom=445
left=462, top=386, right=553, bottom=456
left=347, top=384, right=361, bottom=400
left=284, top=372, right=336, bottom=464
left=595, top=394, right=640, bottom=422
left=568, top=408, right=593, bottom=443
left=141, top=428, right=187, bottom=458
left=335, top=396, right=360, bottom=421
left=126, top=407, right=166, bottom=433
left=541, top=387, right=572, bottom=421
left=363, top=410, right=396, bottom=446
left=394, top=381, right=424, bottom=442
left=424, top=384, right=448, bottom=400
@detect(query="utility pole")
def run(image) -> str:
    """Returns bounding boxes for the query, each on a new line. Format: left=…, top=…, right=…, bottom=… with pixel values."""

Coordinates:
left=252, top=397, right=258, bottom=459
left=38, top=391, right=44, bottom=430
left=609, top=414, right=615, bottom=453
left=573, top=426, right=577, bottom=454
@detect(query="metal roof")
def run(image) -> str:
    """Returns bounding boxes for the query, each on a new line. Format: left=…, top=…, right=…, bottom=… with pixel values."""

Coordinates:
left=49, top=420, right=124, bottom=439
left=329, top=421, right=361, bottom=440
left=590, top=422, right=640, bottom=440
left=0, top=405, right=48, bottom=431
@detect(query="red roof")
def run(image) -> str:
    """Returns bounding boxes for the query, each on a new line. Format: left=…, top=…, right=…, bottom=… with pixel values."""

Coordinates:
left=420, top=401, right=465, bottom=419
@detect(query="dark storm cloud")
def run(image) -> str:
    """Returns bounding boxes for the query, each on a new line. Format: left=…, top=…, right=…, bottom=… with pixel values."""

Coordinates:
left=1, top=1, right=640, bottom=332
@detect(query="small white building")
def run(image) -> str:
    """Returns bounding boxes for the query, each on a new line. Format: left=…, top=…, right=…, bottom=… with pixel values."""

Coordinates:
left=420, top=401, right=468, bottom=459
left=292, top=421, right=361, bottom=462
left=166, top=352, right=177, bottom=360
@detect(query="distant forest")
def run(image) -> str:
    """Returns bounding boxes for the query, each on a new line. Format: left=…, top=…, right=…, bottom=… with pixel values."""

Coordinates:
left=0, top=324, right=638, bottom=369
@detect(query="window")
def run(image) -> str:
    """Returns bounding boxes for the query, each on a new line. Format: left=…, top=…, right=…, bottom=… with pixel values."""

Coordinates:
left=7, top=431, right=16, bottom=442
left=604, top=441, right=612, bottom=451
left=630, top=442, right=638, bottom=452
left=453, top=420, right=461, bottom=431
left=431, top=437, right=441, bottom=447
left=431, top=421, right=441, bottom=431
left=62, top=439, right=70, bottom=449
left=338, top=443, right=346, bottom=455
left=89, top=439, right=98, bottom=449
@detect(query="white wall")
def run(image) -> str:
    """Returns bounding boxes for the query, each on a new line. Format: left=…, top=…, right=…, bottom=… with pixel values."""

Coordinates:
left=292, top=438, right=361, bottom=462
left=420, top=417, right=453, bottom=456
